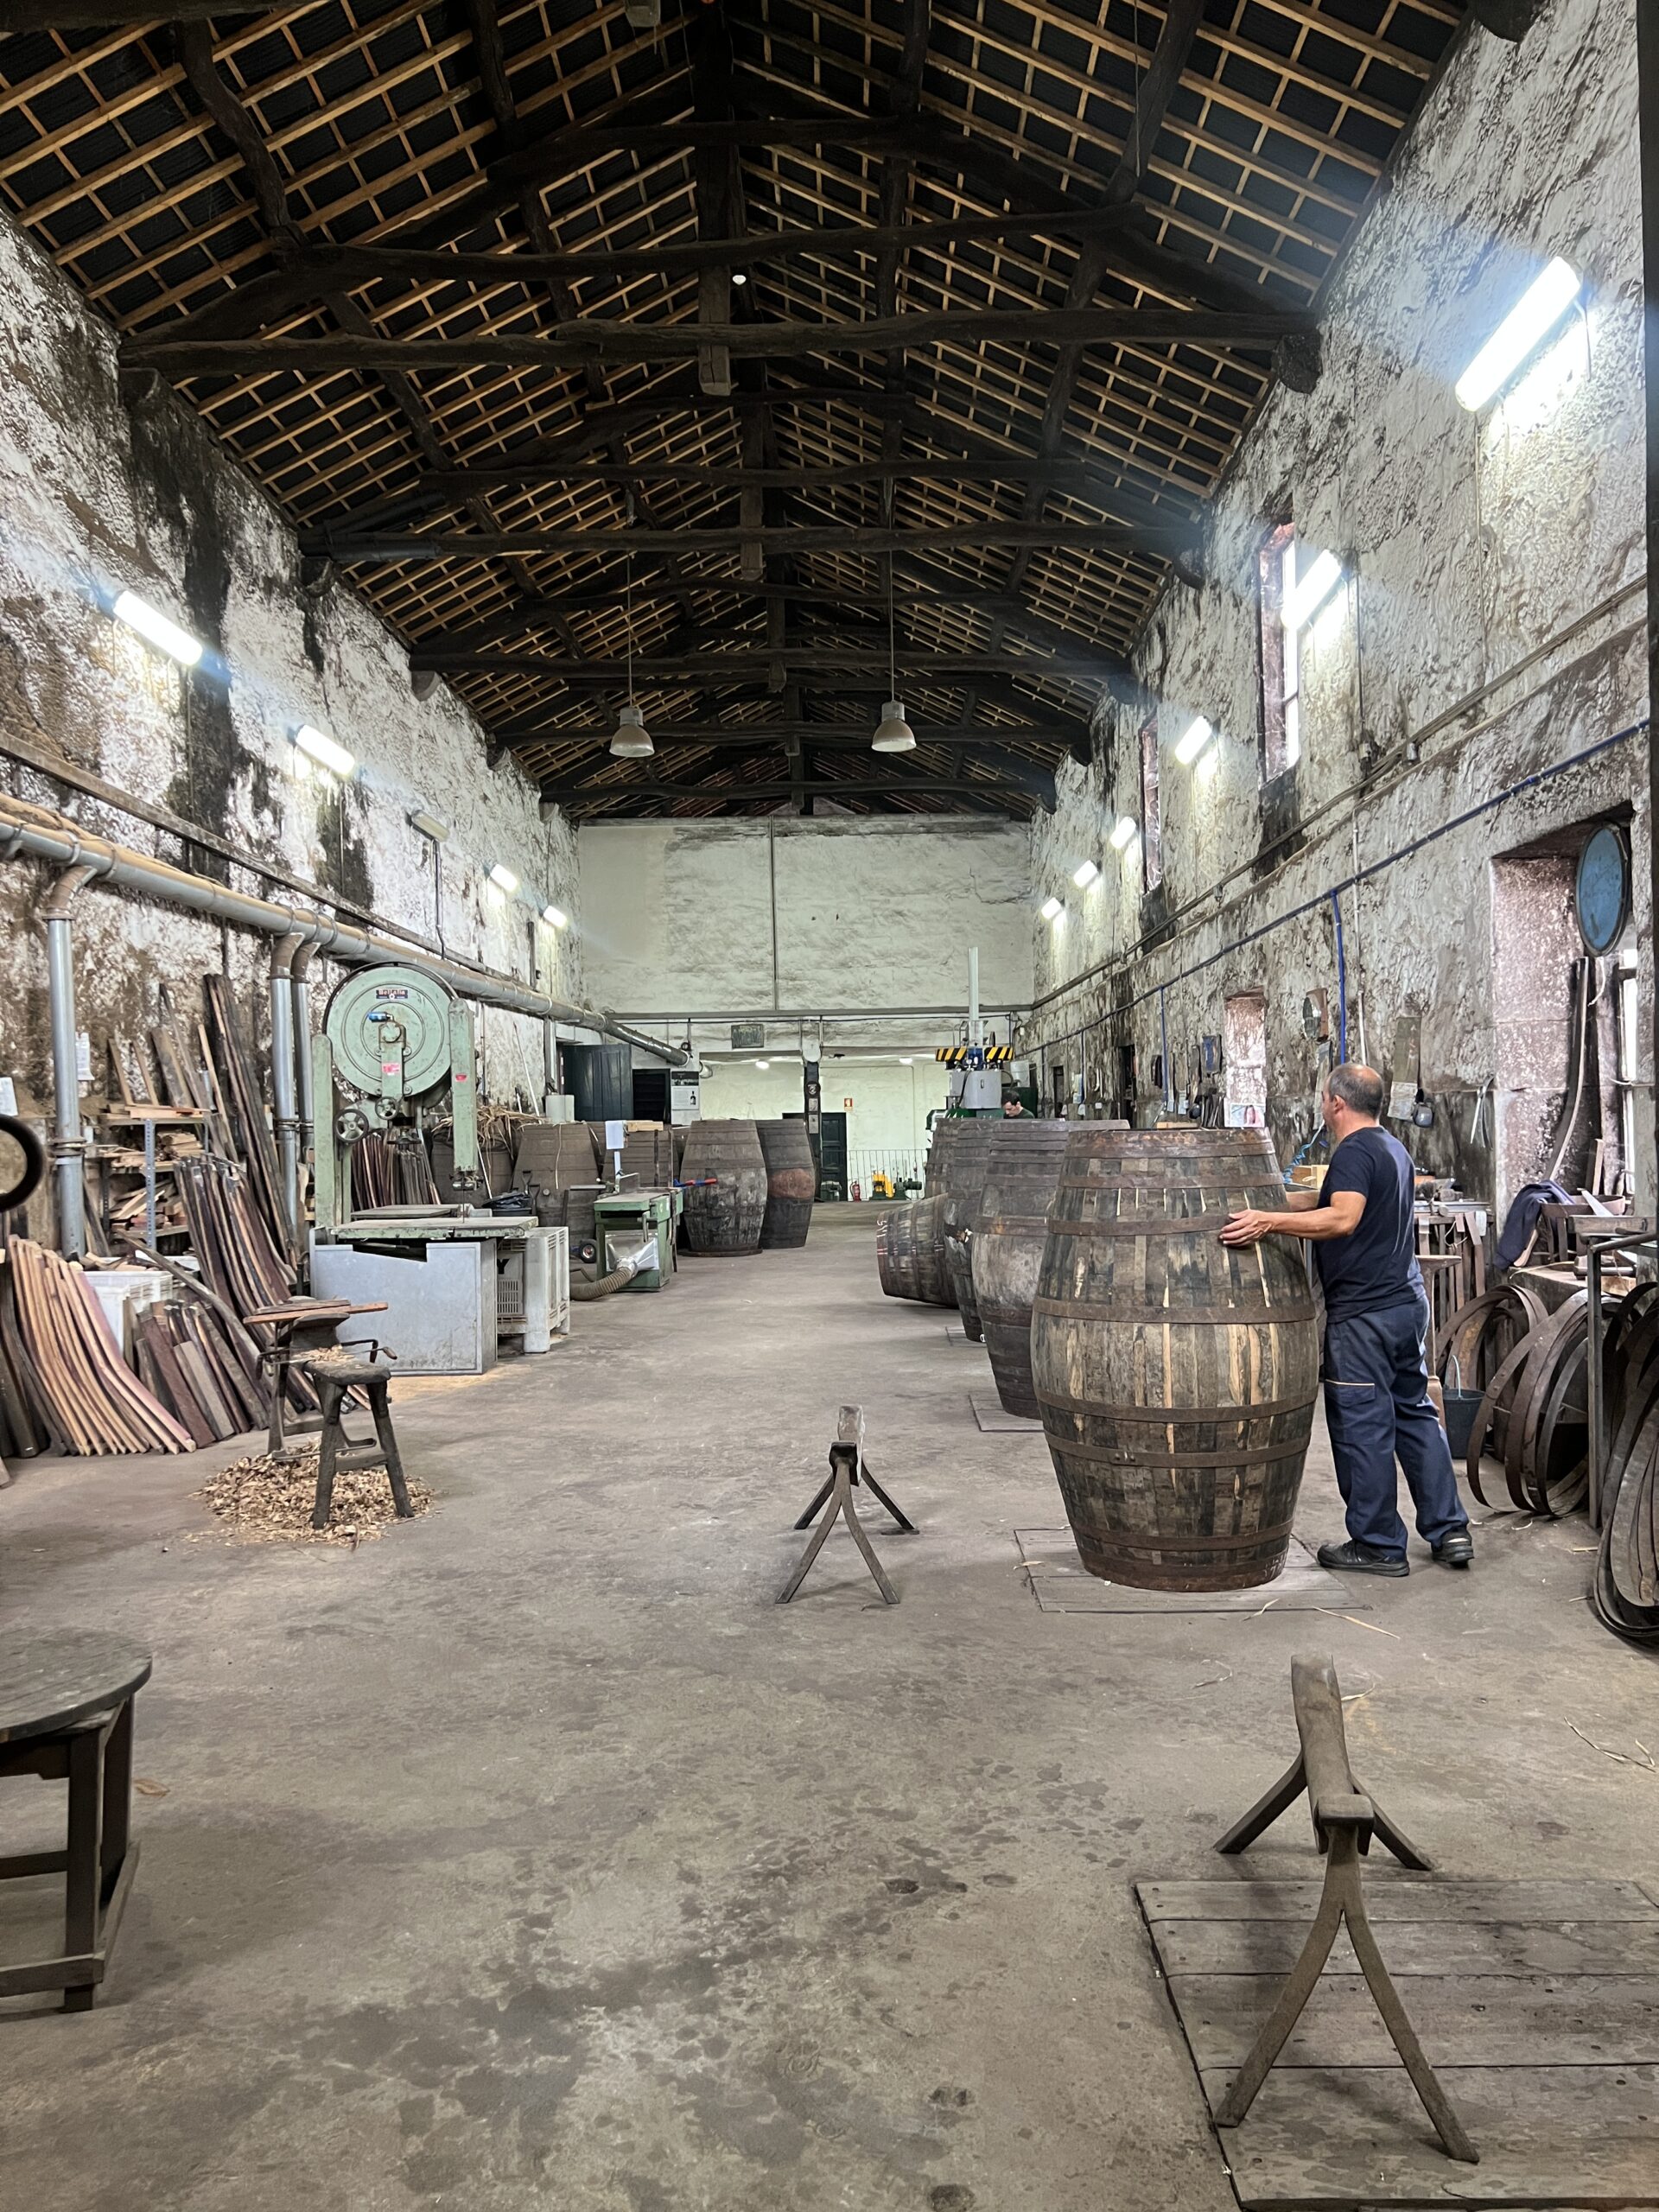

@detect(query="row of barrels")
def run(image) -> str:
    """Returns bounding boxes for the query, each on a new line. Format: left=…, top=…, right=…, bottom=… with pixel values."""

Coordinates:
left=513, top=1116, right=816, bottom=1255
left=878, top=1120, right=1318, bottom=1594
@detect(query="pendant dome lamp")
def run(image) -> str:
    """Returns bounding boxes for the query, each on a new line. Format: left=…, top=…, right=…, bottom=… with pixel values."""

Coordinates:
left=608, top=544, right=654, bottom=759
left=870, top=551, right=915, bottom=753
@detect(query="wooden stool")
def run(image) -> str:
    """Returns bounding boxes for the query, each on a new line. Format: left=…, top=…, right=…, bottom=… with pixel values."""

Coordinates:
left=0, top=1628, right=151, bottom=2011
left=245, top=1299, right=388, bottom=1456
left=302, top=1357, right=414, bottom=1531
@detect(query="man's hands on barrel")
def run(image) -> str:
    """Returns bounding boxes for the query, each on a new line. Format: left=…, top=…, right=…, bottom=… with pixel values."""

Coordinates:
left=1220, top=1209, right=1277, bottom=1246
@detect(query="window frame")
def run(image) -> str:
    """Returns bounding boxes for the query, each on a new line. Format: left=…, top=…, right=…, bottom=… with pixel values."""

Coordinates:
left=1140, top=714, right=1162, bottom=891
left=1259, top=520, right=1301, bottom=783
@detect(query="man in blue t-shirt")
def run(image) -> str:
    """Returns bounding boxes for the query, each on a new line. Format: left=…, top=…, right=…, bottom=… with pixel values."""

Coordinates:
left=1219, top=1062, right=1472, bottom=1577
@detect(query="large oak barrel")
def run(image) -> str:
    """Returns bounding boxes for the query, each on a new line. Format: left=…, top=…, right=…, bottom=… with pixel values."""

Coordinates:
left=973, top=1120, right=1077, bottom=1416
left=923, top=1118, right=959, bottom=1195
left=939, top=1119, right=998, bottom=1341
left=680, top=1119, right=767, bottom=1255
left=876, top=1197, right=952, bottom=1304
left=1033, top=1126, right=1319, bottom=1591
left=758, top=1119, right=816, bottom=1249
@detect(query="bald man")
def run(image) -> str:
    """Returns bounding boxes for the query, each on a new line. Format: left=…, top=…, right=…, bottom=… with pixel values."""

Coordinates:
left=1220, top=1062, right=1471, bottom=1577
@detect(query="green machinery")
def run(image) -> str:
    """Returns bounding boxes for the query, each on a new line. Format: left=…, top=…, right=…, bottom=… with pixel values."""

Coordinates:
left=312, top=967, right=478, bottom=1232
left=593, top=1190, right=677, bottom=1289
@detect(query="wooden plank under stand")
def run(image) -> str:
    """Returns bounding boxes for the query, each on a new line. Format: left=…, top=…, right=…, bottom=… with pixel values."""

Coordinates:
left=1139, top=1656, right=1659, bottom=2206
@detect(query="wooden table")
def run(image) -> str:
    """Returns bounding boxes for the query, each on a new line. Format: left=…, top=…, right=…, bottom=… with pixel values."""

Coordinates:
left=0, top=1627, right=151, bottom=2011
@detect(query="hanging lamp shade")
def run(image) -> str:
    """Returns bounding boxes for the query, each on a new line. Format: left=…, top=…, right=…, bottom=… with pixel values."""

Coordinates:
left=609, top=703, right=654, bottom=759
left=871, top=698, right=916, bottom=753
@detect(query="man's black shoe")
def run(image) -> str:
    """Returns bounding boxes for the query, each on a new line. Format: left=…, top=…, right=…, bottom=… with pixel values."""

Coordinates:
left=1433, top=1529, right=1474, bottom=1568
left=1316, top=1538, right=1409, bottom=1578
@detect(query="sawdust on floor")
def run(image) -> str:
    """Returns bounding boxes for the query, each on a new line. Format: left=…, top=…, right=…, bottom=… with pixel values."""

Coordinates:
left=194, top=1443, right=434, bottom=1547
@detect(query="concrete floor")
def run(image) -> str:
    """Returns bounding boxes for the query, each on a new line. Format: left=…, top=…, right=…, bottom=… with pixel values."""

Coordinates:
left=1, top=1206, right=1655, bottom=2212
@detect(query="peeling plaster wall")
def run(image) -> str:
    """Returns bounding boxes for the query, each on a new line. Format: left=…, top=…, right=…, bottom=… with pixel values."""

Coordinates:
left=0, top=207, right=579, bottom=1128
left=1026, top=0, right=1650, bottom=1222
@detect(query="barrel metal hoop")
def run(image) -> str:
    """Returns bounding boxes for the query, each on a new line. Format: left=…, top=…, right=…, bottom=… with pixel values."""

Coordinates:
left=1031, top=1297, right=1318, bottom=1325
left=1046, top=1437, right=1305, bottom=1469
left=977, top=1215, right=1054, bottom=1235
left=1077, top=1519, right=1297, bottom=1555
left=1035, top=1389, right=1316, bottom=1422
left=1047, top=1215, right=1244, bottom=1236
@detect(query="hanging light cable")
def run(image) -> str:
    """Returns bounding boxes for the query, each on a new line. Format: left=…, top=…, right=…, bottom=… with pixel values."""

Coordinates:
left=609, top=537, right=653, bottom=759
left=871, top=543, right=915, bottom=753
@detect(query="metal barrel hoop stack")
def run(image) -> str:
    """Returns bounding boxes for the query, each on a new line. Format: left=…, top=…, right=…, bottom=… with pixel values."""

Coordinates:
left=1031, top=1125, right=1319, bottom=1592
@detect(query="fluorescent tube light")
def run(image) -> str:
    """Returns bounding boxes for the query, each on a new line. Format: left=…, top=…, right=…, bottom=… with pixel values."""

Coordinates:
left=543, top=903, right=569, bottom=929
left=1456, top=257, right=1581, bottom=411
left=1071, top=858, right=1100, bottom=888
left=409, top=808, right=450, bottom=842
left=1109, top=816, right=1138, bottom=851
left=1039, top=895, right=1064, bottom=921
left=294, top=723, right=356, bottom=778
left=1174, top=715, right=1215, bottom=766
left=489, top=863, right=519, bottom=894
left=1281, top=550, right=1344, bottom=632
left=899, top=1056, right=912, bottom=1065
left=112, top=590, right=202, bottom=666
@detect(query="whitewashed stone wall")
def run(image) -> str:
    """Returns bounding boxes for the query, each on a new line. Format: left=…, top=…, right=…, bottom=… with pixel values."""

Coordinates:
left=0, top=207, right=578, bottom=1121
left=1026, top=0, right=1650, bottom=1218
left=580, top=814, right=1032, bottom=1033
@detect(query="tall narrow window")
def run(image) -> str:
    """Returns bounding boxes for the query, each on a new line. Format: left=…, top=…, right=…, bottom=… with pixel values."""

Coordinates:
left=1140, top=716, right=1162, bottom=889
left=1617, top=944, right=1641, bottom=1196
left=1260, top=521, right=1300, bottom=780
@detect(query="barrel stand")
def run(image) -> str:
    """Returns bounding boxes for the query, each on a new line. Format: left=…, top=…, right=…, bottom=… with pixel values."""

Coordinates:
left=778, top=1406, right=916, bottom=1605
left=1212, top=1653, right=1478, bottom=2165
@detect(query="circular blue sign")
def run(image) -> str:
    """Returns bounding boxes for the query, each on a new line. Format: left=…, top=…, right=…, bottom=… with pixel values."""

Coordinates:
left=1574, top=823, right=1630, bottom=956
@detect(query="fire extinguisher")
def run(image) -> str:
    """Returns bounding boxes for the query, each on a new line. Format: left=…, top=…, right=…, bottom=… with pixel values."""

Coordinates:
left=851, top=1179, right=862, bottom=1202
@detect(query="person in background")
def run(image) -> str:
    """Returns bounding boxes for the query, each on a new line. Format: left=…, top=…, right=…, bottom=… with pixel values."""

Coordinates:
left=1218, top=1062, right=1472, bottom=1577
left=1001, top=1096, right=1027, bottom=1118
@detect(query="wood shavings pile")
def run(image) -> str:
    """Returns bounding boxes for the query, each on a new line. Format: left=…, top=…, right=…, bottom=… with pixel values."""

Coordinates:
left=194, top=1444, right=433, bottom=1547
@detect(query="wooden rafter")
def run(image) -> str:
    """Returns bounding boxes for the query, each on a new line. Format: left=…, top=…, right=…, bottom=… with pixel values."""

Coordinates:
left=0, top=0, right=1467, bottom=817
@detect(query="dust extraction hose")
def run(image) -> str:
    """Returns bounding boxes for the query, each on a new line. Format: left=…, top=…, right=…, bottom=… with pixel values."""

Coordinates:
left=569, top=1236, right=661, bottom=1300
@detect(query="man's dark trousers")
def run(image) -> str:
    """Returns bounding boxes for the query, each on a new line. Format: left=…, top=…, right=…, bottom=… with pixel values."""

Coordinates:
left=1323, top=1294, right=1469, bottom=1556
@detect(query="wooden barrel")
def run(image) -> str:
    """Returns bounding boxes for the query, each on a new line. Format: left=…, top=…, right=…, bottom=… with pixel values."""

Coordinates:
left=679, top=1119, right=767, bottom=1255
left=620, top=1123, right=675, bottom=1189
left=757, top=1119, right=816, bottom=1249
left=973, top=1120, right=1075, bottom=1416
left=875, top=1197, right=952, bottom=1304
left=939, top=1119, right=998, bottom=1341
left=1033, top=1126, right=1319, bottom=1591
left=923, top=1118, right=958, bottom=1195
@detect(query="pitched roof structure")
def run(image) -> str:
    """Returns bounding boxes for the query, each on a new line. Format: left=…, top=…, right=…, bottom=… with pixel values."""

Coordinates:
left=0, top=0, right=1467, bottom=817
